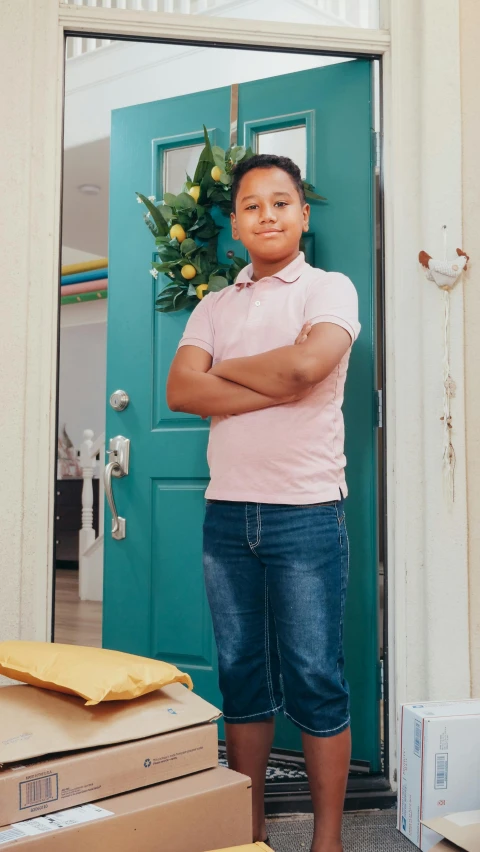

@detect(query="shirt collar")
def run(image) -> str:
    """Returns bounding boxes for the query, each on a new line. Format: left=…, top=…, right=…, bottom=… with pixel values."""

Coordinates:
left=235, top=252, right=307, bottom=289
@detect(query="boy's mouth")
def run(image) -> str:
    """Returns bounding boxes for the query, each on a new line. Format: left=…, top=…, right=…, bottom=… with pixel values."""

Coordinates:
left=255, top=229, right=283, bottom=236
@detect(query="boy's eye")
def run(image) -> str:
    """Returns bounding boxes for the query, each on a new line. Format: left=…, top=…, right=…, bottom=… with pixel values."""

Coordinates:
left=275, top=201, right=288, bottom=207
left=245, top=204, right=258, bottom=210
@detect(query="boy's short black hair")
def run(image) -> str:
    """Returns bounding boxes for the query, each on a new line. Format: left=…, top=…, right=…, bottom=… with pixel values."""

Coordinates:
left=231, top=154, right=306, bottom=208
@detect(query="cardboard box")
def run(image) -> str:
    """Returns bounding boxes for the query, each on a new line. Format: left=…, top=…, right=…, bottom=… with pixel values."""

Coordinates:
left=0, top=683, right=221, bottom=764
left=424, top=810, right=480, bottom=851
left=0, top=723, right=218, bottom=825
left=398, top=700, right=480, bottom=851
left=0, top=766, right=252, bottom=851
left=0, top=682, right=221, bottom=824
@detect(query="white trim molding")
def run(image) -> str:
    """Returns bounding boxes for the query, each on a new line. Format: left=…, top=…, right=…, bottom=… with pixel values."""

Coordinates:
left=58, top=3, right=390, bottom=54
left=0, top=0, right=470, bottom=788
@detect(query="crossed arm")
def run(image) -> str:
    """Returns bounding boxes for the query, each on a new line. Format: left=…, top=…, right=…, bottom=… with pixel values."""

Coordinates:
left=166, top=322, right=352, bottom=419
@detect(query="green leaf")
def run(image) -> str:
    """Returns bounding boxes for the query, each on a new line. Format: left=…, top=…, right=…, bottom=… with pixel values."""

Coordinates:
left=157, top=244, right=181, bottom=262
left=158, top=205, right=173, bottom=221
left=137, top=193, right=169, bottom=236
left=163, top=192, right=177, bottom=207
left=193, top=126, right=215, bottom=185
left=219, top=172, right=232, bottom=186
left=187, top=283, right=198, bottom=297
left=173, top=289, right=194, bottom=311
left=156, top=283, right=183, bottom=301
left=180, top=238, right=198, bottom=255
left=175, top=191, right=196, bottom=210
left=208, top=275, right=229, bottom=292
left=303, top=182, right=326, bottom=201
left=212, top=145, right=226, bottom=169
left=230, top=146, right=246, bottom=164
left=152, top=260, right=177, bottom=273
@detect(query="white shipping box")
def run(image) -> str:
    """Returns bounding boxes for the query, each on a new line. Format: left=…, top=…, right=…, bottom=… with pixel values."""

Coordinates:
left=398, top=701, right=480, bottom=851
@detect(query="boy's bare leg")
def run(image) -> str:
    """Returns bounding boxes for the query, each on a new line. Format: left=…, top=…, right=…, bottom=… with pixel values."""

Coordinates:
left=225, top=719, right=275, bottom=843
left=302, top=727, right=351, bottom=852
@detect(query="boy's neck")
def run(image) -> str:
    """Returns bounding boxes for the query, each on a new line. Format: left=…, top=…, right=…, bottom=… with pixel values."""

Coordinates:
left=250, top=249, right=300, bottom=282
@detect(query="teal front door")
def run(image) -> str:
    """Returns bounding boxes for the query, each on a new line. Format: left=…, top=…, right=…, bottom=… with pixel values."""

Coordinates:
left=104, top=60, right=380, bottom=770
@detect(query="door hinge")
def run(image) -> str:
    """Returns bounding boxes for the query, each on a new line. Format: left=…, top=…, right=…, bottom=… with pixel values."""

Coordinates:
left=375, top=389, right=383, bottom=428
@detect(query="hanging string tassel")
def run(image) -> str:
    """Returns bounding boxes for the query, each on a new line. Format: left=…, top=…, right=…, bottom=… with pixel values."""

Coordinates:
left=442, top=288, right=456, bottom=501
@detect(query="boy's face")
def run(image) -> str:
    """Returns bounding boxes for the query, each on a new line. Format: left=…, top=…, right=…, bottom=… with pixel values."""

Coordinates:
left=231, top=167, right=310, bottom=264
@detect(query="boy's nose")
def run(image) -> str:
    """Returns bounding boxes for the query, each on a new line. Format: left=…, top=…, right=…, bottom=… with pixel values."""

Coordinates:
left=259, top=206, right=277, bottom=222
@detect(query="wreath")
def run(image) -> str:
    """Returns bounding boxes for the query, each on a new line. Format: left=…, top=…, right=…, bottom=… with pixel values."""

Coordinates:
left=137, top=126, right=324, bottom=313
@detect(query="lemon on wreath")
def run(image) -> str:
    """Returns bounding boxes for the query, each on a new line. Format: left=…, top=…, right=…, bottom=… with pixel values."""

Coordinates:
left=211, top=166, right=222, bottom=182
left=188, top=185, right=201, bottom=202
left=169, top=223, right=186, bottom=243
left=181, top=264, right=197, bottom=280
left=196, top=284, right=209, bottom=300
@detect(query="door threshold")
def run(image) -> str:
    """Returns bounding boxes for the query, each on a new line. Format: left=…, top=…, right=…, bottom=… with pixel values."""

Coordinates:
left=265, top=777, right=395, bottom=814
left=219, top=742, right=393, bottom=813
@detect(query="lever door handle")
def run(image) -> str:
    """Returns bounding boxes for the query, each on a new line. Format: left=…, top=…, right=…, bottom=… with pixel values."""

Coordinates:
left=104, top=436, right=130, bottom=541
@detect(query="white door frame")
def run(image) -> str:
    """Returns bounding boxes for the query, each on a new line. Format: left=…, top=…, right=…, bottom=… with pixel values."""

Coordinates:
left=0, top=0, right=469, bottom=789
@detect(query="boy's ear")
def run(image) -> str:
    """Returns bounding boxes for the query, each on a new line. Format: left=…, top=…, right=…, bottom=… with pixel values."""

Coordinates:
left=231, top=211, right=240, bottom=241
left=302, top=202, right=310, bottom=232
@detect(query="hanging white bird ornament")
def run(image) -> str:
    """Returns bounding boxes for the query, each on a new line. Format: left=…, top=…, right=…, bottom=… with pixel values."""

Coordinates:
left=418, top=235, right=469, bottom=503
left=419, top=247, right=469, bottom=288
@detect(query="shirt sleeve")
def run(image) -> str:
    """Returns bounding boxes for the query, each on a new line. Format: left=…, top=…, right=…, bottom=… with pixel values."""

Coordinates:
left=177, top=293, right=214, bottom=356
left=305, top=272, right=361, bottom=343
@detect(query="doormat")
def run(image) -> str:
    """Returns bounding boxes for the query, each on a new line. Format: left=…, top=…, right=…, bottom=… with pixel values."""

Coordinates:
left=218, top=745, right=308, bottom=784
left=218, top=743, right=383, bottom=790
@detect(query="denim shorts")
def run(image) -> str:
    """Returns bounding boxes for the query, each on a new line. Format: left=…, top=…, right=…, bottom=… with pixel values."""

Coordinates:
left=203, top=498, right=350, bottom=737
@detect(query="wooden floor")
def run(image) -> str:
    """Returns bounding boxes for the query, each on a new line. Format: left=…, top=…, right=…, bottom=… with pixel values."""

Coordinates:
left=54, top=568, right=102, bottom=647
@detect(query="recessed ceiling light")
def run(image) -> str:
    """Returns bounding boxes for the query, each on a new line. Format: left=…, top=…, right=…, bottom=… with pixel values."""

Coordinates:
left=78, top=184, right=101, bottom=195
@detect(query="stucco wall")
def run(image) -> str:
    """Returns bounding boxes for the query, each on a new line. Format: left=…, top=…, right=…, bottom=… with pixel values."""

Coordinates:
left=461, top=0, right=480, bottom=696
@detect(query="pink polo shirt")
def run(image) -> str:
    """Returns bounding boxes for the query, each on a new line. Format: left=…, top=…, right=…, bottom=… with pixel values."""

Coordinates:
left=178, top=252, right=360, bottom=504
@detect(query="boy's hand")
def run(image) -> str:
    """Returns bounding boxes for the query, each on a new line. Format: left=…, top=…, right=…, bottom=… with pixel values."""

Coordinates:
left=295, top=322, right=312, bottom=345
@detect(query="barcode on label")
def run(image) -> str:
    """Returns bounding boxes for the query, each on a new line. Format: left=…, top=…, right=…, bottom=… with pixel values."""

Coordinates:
left=20, top=774, right=58, bottom=809
left=435, top=753, right=448, bottom=789
left=0, top=827, right=28, bottom=844
left=414, top=719, right=422, bottom=757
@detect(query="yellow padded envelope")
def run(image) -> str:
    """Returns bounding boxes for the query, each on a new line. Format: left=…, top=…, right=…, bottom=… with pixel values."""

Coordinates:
left=0, top=641, right=193, bottom=705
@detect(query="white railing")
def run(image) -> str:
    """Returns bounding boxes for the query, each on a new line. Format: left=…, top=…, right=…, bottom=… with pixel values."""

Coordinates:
left=64, top=0, right=378, bottom=58
left=79, top=429, right=105, bottom=601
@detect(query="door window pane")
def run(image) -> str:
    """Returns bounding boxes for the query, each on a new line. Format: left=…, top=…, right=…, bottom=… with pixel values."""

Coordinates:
left=163, top=143, right=204, bottom=195
left=256, top=126, right=307, bottom=178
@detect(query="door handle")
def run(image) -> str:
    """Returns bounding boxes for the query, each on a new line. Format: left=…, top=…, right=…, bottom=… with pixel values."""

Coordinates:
left=104, top=435, right=130, bottom=540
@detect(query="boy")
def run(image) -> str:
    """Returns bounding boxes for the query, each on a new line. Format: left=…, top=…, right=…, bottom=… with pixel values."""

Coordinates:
left=167, top=154, right=360, bottom=852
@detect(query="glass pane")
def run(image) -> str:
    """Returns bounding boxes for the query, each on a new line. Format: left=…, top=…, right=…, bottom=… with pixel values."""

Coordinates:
left=256, top=126, right=307, bottom=178
left=63, top=1, right=380, bottom=29
left=163, top=144, right=204, bottom=195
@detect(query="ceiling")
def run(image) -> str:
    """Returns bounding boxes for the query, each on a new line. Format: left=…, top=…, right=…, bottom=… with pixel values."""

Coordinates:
left=62, top=138, right=110, bottom=257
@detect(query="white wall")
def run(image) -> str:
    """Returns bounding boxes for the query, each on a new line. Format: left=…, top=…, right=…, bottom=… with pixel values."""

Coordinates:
left=460, top=0, right=480, bottom=696
left=58, top=321, right=107, bottom=450
left=62, top=246, right=104, bottom=267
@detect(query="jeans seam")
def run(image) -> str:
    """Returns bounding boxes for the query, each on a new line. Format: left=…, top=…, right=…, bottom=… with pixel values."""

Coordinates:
left=224, top=704, right=283, bottom=722
left=253, top=503, right=261, bottom=550
left=284, top=709, right=351, bottom=735
left=246, top=503, right=261, bottom=554
left=264, top=576, right=276, bottom=710
left=270, top=607, right=285, bottom=711
left=335, top=509, right=349, bottom=682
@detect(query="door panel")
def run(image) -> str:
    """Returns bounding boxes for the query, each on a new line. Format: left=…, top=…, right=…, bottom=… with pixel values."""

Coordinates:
left=105, top=61, right=379, bottom=769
